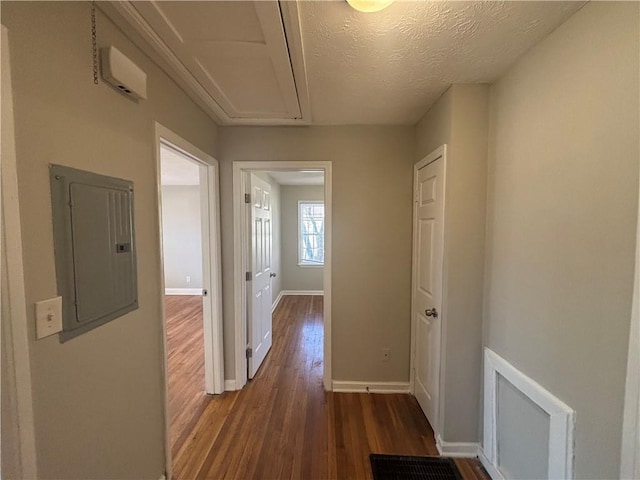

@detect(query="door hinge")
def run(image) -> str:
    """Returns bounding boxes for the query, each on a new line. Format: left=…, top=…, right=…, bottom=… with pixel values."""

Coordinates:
left=246, top=347, right=252, bottom=358
left=244, top=193, right=251, bottom=204
left=246, top=271, right=252, bottom=281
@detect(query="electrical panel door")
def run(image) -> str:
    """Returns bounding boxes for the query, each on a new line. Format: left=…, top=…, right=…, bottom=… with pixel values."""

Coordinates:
left=50, top=164, right=138, bottom=341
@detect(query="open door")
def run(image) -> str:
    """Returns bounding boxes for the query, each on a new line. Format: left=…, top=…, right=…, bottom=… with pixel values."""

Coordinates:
left=247, top=173, right=273, bottom=378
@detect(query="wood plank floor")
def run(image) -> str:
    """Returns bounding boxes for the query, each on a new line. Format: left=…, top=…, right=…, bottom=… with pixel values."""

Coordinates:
left=167, top=295, right=489, bottom=480
left=165, top=295, right=208, bottom=456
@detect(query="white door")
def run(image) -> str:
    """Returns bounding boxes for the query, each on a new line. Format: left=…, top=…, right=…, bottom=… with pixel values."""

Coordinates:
left=413, top=152, right=445, bottom=429
left=248, top=174, right=273, bottom=378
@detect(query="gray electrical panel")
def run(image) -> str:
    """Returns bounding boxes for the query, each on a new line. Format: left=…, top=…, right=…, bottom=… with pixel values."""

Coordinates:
left=50, top=164, right=138, bottom=342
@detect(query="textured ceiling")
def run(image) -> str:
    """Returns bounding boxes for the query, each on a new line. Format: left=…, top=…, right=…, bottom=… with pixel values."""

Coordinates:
left=299, top=1, right=584, bottom=124
left=106, top=1, right=585, bottom=126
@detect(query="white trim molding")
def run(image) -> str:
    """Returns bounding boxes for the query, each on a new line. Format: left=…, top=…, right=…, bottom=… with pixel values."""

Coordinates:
left=164, top=288, right=202, bottom=296
left=224, top=379, right=238, bottom=392
left=482, top=348, right=575, bottom=479
left=272, top=290, right=284, bottom=313
left=272, top=290, right=324, bottom=313
left=1, top=24, right=38, bottom=479
left=233, top=161, right=332, bottom=392
left=621, top=162, right=640, bottom=479
left=435, top=434, right=479, bottom=458
left=331, top=381, right=410, bottom=394
left=280, top=290, right=324, bottom=296
left=478, top=448, right=506, bottom=480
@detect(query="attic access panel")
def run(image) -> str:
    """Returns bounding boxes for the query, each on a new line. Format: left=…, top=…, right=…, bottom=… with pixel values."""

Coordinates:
left=130, top=0, right=301, bottom=120
left=50, top=164, right=138, bottom=342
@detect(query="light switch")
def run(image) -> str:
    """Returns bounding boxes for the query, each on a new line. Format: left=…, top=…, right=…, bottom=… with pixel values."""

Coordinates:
left=35, top=296, right=63, bottom=339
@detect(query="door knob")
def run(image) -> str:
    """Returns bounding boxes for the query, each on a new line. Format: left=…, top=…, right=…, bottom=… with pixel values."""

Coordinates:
left=270, top=272, right=277, bottom=278
left=425, top=308, right=438, bottom=318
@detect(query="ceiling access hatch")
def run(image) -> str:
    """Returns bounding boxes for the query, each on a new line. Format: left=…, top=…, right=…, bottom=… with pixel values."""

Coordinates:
left=105, top=1, right=308, bottom=124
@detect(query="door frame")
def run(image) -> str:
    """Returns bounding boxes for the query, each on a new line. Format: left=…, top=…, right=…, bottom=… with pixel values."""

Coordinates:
left=154, top=123, right=224, bottom=476
left=232, top=161, right=332, bottom=390
left=1, top=24, right=38, bottom=479
left=409, top=145, right=448, bottom=435
left=621, top=164, right=640, bottom=478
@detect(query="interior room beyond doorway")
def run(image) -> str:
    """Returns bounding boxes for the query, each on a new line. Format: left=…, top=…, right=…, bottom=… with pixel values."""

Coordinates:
left=245, top=169, right=326, bottom=380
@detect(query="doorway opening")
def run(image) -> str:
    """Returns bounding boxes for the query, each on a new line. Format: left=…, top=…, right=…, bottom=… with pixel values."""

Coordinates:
left=232, top=162, right=332, bottom=391
left=155, top=124, right=223, bottom=477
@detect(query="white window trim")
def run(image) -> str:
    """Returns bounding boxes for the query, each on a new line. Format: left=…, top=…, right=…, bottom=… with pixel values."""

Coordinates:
left=298, top=200, right=325, bottom=267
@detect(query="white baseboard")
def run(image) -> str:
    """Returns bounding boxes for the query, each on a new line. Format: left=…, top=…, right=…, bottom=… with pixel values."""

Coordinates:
left=272, top=290, right=284, bottom=313
left=224, top=379, right=237, bottom=391
left=478, top=447, right=505, bottom=480
left=331, top=380, right=410, bottom=394
left=280, top=290, right=324, bottom=296
left=434, top=433, right=479, bottom=458
left=272, top=291, right=323, bottom=312
left=165, top=288, right=202, bottom=296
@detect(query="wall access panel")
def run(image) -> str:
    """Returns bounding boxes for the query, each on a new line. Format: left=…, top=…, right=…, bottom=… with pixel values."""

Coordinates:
left=50, top=164, right=138, bottom=342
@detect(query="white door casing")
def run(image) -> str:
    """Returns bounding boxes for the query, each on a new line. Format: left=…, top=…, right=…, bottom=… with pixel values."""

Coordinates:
left=411, top=146, right=446, bottom=431
left=154, top=123, right=225, bottom=478
left=621, top=152, right=640, bottom=478
left=197, top=161, right=218, bottom=396
left=1, top=23, right=38, bottom=479
left=248, top=173, right=273, bottom=378
left=232, top=161, right=332, bottom=391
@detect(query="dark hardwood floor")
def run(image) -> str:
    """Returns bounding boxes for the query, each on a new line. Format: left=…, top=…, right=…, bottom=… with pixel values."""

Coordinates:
left=166, top=295, right=489, bottom=480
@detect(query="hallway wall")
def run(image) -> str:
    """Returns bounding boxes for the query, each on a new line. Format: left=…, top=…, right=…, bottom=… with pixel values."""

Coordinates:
left=1, top=2, right=218, bottom=478
left=484, top=2, right=639, bottom=477
left=218, top=126, right=416, bottom=383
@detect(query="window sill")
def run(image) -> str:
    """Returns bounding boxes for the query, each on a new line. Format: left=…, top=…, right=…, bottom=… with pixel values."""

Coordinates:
left=297, top=263, right=324, bottom=268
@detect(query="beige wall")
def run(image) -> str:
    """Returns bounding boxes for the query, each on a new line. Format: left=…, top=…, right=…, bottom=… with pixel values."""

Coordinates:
left=1, top=2, right=218, bottom=478
left=416, top=87, right=453, bottom=157
left=484, top=2, right=639, bottom=478
left=218, top=126, right=415, bottom=382
left=415, top=84, right=489, bottom=443
left=281, top=185, right=324, bottom=292
left=161, top=186, right=203, bottom=290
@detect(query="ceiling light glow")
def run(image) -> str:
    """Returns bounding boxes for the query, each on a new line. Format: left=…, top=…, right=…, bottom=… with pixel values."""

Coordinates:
left=346, top=0, right=394, bottom=13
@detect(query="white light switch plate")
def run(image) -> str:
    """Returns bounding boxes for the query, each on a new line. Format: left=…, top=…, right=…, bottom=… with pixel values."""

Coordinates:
left=35, top=296, right=63, bottom=339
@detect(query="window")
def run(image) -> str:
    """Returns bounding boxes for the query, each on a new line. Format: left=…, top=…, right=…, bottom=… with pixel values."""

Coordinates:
left=298, top=201, right=324, bottom=266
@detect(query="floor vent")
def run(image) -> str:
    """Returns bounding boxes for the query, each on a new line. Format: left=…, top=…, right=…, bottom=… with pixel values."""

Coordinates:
left=370, top=454, right=463, bottom=480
